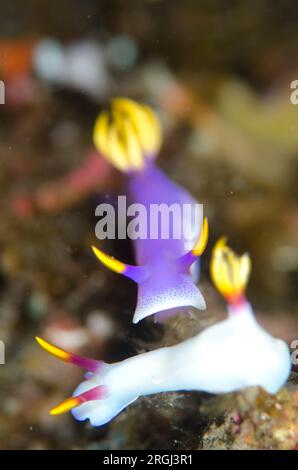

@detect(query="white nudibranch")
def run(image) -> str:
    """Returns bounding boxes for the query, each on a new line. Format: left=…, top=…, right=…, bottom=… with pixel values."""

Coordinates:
left=36, top=239, right=291, bottom=427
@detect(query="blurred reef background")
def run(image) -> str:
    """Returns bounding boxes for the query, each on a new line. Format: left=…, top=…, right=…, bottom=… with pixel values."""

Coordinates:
left=0, top=0, right=298, bottom=449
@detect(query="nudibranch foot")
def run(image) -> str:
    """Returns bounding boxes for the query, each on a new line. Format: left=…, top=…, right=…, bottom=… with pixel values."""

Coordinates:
left=133, top=275, right=206, bottom=324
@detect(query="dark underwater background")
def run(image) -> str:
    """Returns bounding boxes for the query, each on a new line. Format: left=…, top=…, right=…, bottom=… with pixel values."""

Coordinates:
left=0, top=0, right=297, bottom=449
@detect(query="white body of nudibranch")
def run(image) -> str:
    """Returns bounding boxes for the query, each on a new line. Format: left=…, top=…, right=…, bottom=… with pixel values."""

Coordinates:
left=70, top=303, right=290, bottom=426
left=36, top=300, right=290, bottom=427
left=36, top=239, right=291, bottom=427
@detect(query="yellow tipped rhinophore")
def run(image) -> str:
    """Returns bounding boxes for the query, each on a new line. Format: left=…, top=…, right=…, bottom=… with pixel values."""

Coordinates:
left=192, top=217, right=209, bottom=256
left=210, top=238, right=251, bottom=302
left=35, top=336, right=70, bottom=362
left=93, top=98, right=162, bottom=172
left=91, top=245, right=126, bottom=274
left=50, top=397, right=81, bottom=416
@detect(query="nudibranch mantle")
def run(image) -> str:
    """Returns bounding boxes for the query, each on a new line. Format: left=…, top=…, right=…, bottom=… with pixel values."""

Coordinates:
left=92, top=98, right=208, bottom=323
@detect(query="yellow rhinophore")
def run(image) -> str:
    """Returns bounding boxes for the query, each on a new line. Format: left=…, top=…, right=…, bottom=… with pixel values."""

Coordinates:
left=210, top=238, right=251, bottom=301
left=93, top=98, right=162, bottom=172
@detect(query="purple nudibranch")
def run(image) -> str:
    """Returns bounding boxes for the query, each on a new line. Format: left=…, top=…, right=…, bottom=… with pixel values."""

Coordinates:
left=92, top=98, right=208, bottom=323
